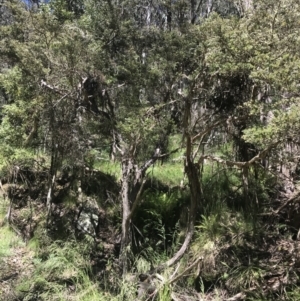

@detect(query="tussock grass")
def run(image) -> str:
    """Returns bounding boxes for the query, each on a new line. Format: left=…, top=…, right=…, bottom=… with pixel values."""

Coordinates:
left=16, top=240, right=107, bottom=301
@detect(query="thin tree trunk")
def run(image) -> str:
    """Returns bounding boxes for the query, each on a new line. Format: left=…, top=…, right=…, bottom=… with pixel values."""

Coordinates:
left=154, top=147, right=199, bottom=272
left=120, top=159, right=132, bottom=275
left=46, top=174, right=56, bottom=220
left=119, top=148, right=161, bottom=275
left=155, top=95, right=200, bottom=272
left=161, top=135, right=199, bottom=270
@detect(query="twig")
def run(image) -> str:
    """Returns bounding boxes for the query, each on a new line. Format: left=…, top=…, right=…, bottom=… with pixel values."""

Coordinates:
left=226, top=292, right=246, bottom=301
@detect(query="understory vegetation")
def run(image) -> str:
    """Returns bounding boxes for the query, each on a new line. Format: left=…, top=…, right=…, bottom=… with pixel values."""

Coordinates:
left=1, top=0, right=300, bottom=300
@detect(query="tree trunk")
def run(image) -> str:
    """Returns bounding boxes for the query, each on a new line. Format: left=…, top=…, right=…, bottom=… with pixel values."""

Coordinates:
left=119, top=146, right=160, bottom=274
left=154, top=134, right=200, bottom=272
left=120, top=159, right=132, bottom=275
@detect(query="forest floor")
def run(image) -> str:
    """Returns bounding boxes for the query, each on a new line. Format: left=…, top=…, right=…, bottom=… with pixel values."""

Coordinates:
left=1, top=166, right=300, bottom=300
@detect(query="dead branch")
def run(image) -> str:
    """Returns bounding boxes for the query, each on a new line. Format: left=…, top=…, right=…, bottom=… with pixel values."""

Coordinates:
left=226, top=292, right=246, bottom=301
left=199, top=141, right=281, bottom=168
left=169, top=256, right=203, bottom=285
left=192, top=118, right=227, bottom=142
left=127, top=178, right=146, bottom=221
left=274, top=190, right=300, bottom=214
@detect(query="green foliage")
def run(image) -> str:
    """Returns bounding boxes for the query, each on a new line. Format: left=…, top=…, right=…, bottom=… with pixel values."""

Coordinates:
left=244, top=102, right=300, bottom=146
left=131, top=189, right=187, bottom=265
left=201, top=166, right=241, bottom=211
left=136, top=190, right=180, bottom=226
left=194, top=208, right=258, bottom=249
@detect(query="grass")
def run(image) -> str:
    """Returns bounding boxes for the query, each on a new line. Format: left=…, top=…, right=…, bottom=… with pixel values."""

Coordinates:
left=187, top=162, right=268, bottom=295
left=0, top=196, right=9, bottom=220
left=0, top=197, right=25, bottom=258
left=285, top=287, right=300, bottom=301
left=226, top=263, right=264, bottom=292
left=190, top=204, right=264, bottom=296
left=158, top=284, right=171, bottom=301
left=94, top=155, right=186, bottom=187
left=94, top=160, right=121, bottom=180
left=0, top=225, right=24, bottom=258
left=16, top=240, right=108, bottom=301
left=149, top=162, right=185, bottom=187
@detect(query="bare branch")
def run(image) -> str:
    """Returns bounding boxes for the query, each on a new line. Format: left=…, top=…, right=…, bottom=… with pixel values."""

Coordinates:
left=199, top=141, right=281, bottom=168
left=192, top=118, right=227, bottom=142
left=140, top=147, right=181, bottom=173
left=127, top=178, right=146, bottom=221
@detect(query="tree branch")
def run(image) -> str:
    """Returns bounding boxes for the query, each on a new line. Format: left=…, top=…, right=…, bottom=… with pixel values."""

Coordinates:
left=140, top=147, right=180, bottom=174
left=199, top=141, right=281, bottom=168
left=192, top=118, right=227, bottom=142
left=169, top=256, right=203, bottom=285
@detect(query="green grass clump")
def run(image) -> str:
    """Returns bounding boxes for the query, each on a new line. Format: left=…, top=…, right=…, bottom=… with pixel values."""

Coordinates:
left=150, top=162, right=185, bottom=187
left=17, top=240, right=107, bottom=301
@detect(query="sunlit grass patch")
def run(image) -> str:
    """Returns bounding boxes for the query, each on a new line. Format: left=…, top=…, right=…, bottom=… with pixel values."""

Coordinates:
left=94, top=160, right=121, bottom=180
left=95, top=157, right=186, bottom=187
left=149, top=162, right=185, bottom=187
left=0, top=225, right=24, bottom=258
